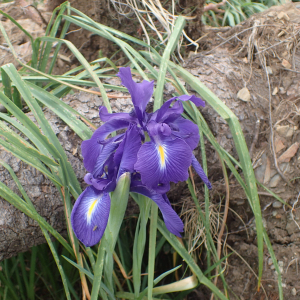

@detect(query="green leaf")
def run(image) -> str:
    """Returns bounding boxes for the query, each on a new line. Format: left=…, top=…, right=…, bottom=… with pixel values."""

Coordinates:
left=105, top=172, right=131, bottom=252
left=153, top=16, right=186, bottom=111
left=132, top=196, right=151, bottom=297
left=27, top=82, right=93, bottom=140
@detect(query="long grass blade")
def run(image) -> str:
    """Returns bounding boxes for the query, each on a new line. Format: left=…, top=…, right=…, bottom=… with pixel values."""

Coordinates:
left=153, top=16, right=185, bottom=110
left=27, top=82, right=93, bottom=140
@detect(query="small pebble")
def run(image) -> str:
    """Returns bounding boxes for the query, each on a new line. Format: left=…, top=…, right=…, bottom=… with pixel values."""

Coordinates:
left=278, top=261, right=284, bottom=267
left=268, top=258, right=273, bottom=265
left=272, top=201, right=282, bottom=208
left=292, top=288, right=297, bottom=296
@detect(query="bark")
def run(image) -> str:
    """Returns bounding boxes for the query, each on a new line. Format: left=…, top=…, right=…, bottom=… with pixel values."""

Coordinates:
left=0, top=90, right=134, bottom=261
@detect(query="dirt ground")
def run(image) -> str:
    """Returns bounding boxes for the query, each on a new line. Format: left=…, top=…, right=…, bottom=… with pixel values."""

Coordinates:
left=1, top=1, right=300, bottom=299
left=186, top=3, right=300, bottom=299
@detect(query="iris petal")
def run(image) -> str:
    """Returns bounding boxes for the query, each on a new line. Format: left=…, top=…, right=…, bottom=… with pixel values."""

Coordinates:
left=71, top=186, right=111, bottom=247
left=134, top=137, right=192, bottom=190
left=170, top=116, right=200, bottom=150
left=117, top=67, right=154, bottom=124
left=191, top=154, right=212, bottom=189
left=155, top=95, right=205, bottom=123
left=92, top=136, right=122, bottom=177
left=114, top=124, right=141, bottom=179
left=99, top=106, right=135, bottom=122
left=130, top=184, right=184, bottom=237
left=81, top=119, right=130, bottom=172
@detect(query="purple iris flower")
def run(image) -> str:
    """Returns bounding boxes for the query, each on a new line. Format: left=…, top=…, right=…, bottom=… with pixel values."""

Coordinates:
left=71, top=67, right=211, bottom=247
left=71, top=123, right=184, bottom=246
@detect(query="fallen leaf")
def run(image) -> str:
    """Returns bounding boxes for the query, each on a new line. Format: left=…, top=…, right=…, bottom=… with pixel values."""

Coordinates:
left=272, top=87, right=278, bottom=96
left=277, top=11, right=290, bottom=21
left=275, top=125, right=298, bottom=138
left=278, top=142, right=300, bottom=163
left=282, top=59, right=291, bottom=69
left=275, top=136, right=285, bottom=153
left=72, top=147, right=78, bottom=155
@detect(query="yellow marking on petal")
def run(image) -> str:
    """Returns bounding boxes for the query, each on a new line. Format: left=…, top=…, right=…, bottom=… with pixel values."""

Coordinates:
left=158, top=145, right=165, bottom=167
left=93, top=226, right=98, bottom=231
left=87, top=199, right=98, bottom=218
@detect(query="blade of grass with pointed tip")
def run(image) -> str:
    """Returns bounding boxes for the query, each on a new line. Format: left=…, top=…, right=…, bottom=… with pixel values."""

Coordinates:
left=37, top=36, right=110, bottom=112
left=1, top=68, right=12, bottom=101
left=262, top=228, right=283, bottom=300
left=42, top=228, right=72, bottom=300
left=0, top=10, right=33, bottom=43
left=132, top=196, right=151, bottom=297
left=1, top=64, right=82, bottom=197
left=63, top=11, right=159, bottom=79
left=0, top=79, right=60, bottom=160
left=90, top=242, right=106, bottom=300
left=153, top=16, right=185, bottom=110
left=63, top=14, right=151, bottom=81
left=152, top=275, right=198, bottom=295
left=0, top=133, right=59, bottom=185
left=47, top=19, right=71, bottom=75
left=27, top=82, right=93, bottom=140
left=38, top=2, right=68, bottom=72
left=137, top=265, right=182, bottom=299
left=0, top=121, right=58, bottom=167
left=0, top=112, right=55, bottom=159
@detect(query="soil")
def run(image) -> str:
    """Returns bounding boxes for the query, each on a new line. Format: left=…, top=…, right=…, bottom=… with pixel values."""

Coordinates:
left=183, top=3, right=300, bottom=299
left=1, top=1, right=300, bottom=299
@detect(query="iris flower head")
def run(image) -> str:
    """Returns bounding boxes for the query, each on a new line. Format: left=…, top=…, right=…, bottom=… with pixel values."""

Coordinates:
left=71, top=67, right=211, bottom=247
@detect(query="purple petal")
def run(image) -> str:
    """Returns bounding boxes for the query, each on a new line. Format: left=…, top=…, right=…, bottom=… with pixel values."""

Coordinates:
left=155, top=95, right=204, bottom=123
left=71, top=186, right=111, bottom=247
left=114, top=124, right=141, bottom=179
left=155, top=99, right=180, bottom=123
left=91, top=177, right=116, bottom=192
left=92, top=137, right=121, bottom=177
left=191, top=154, right=212, bottom=189
left=147, top=121, right=171, bottom=137
left=170, top=116, right=200, bottom=150
left=84, top=173, right=93, bottom=185
left=130, top=184, right=184, bottom=237
left=134, top=137, right=192, bottom=190
left=161, top=101, right=184, bottom=123
left=117, top=67, right=154, bottom=123
left=81, top=119, right=129, bottom=172
left=173, top=95, right=205, bottom=107
left=99, top=106, right=136, bottom=122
